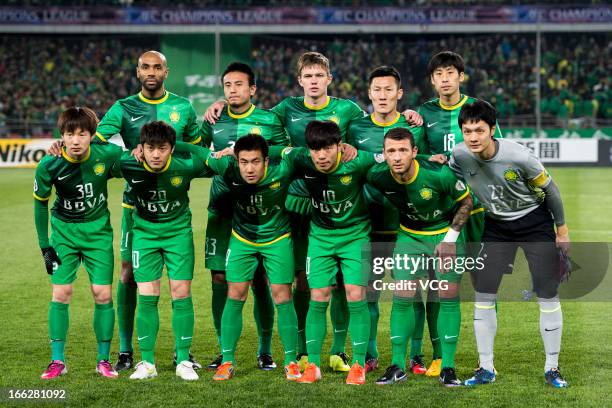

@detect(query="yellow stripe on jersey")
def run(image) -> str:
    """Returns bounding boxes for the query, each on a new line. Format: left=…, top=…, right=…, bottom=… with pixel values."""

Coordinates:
left=189, top=136, right=202, bottom=145
left=228, top=104, right=255, bottom=119
left=304, top=96, right=330, bottom=111
left=33, top=192, right=50, bottom=201
left=470, top=207, right=485, bottom=216
left=400, top=224, right=449, bottom=236
left=529, top=170, right=550, bottom=188
left=231, top=230, right=290, bottom=246
left=61, top=147, right=91, bottom=163
left=454, top=187, right=470, bottom=202
left=371, top=112, right=400, bottom=127
left=96, top=131, right=108, bottom=142
left=122, top=203, right=135, bottom=209
left=440, top=95, right=469, bottom=111
left=138, top=91, right=169, bottom=105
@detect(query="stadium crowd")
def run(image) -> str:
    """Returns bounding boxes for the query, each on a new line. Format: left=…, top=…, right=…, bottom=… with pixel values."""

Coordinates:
left=0, top=33, right=609, bottom=137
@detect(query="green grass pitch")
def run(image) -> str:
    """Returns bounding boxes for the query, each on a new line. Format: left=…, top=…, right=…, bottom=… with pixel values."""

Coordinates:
left=0, top=167, right=611, bottom=407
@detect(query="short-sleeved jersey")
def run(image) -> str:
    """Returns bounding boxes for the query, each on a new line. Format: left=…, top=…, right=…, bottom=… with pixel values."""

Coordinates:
left=283, top=147, right=381, bottom=229
left=271, top=96, right=365, bottom=147
left=205, top=153, right=295, bottom=243
left=347, top=112, right=427, bottom=155
left=119, top=151, right=208, bottom=224
left=449, top=139, right=550, bottom=222
left=200, top=104, right=289, bottom=152
left=96, top=91, right=201, bottom=150
left=367, top=158, right=470, bottom=233
left=33, top=144, right=123, bottom=222
left=418, top=94, right=503, bottom=156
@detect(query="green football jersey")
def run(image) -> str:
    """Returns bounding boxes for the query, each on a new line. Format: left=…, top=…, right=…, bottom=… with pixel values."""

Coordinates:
left=34, top=144, right=123, bottom=222
left=347, top=112, right=427, bottom=154
left=96, top=91, right=201, bottom=150
left=418, top=94, right=502, bottom=155
left=119, top=150, right=208, bottom=224
left=367, top=158, right=470, bottom=233
left=200, top=104, right=289, bottom=154
left=204, top=152, right=295, bottom=244
left=271, top=96, right=365, bottom=147
left=283, top=147, right=380, bottom=229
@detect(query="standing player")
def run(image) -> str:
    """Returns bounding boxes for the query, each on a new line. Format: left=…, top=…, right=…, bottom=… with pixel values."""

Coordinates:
left=367, top=128, right=473, bottom=387
left=35, top=107, right=122, bottom=379
left=200, top=62, right=289, bottom=370
left=413, top=51, right=502, bottom=377
left=347, top=65, right=426, bottom=373
left=449, top=100, right=569, bottom=388
left=122, top=121, right=207, bottom=381
left=205, top=52, right=423, bottom=372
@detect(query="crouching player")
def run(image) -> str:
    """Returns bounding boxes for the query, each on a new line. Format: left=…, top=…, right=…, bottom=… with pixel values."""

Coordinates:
left=34, top=107, right=122, bottom=379
left=121, top=121, right=208, bottom=380
left=186, top=134, right=301, bottom=381
left=367, top=128, right=473, bottom=387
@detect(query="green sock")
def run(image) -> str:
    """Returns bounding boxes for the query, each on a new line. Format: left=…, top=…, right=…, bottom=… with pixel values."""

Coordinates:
left=116, top=280, right=137, bottom=353
left=329, top=287, right=349, bottom=354
left=211, top=280, right=228, bottom=351
left=252, top=277, right=275, bottom=356
left=221, top=298, right=245, bottom=364
left=348, top=300, right=370, bottom=366
left=93, top=302, right=114, bottom=363
left=411, top=295, right=425, bottom=359
left=438, top=298, right=461, bottom=369
left=293, top=288, right=310, bottom=355
left=367, top=300, right=380, bottom=358
left=48, top=301, right=69, bottom=362
left=390, top=297, right=415, bottom=371
left=426, top=300, right=442, bottom=359
left=172, top=297, right=194, bottom=364
left=275, top=300, right=298, bottom=365
left=305, top=300, right=328, bottom=367
left=136, top=295, right=159, bottom=365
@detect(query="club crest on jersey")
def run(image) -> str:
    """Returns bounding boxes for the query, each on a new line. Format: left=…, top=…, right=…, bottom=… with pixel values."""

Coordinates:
left=170, top=176, right=183, bottom=187
left=327, top=116, right=339, bottom=124
left=374, top=153, right=384, bottom=163
left=169, top=110, right=180, bottom=123
left=455, top=180, right=466, bottom=191
left=419, top=188, right=433, bottom=200
left=249, top=127, right=262, bottom=135
left=269, top=181, right=281, bottom=190
left=93, top=163, right=105, bottom=176
left=340, top=175, right=352, bottom=185
left=504, top=169, right=519, bottom=182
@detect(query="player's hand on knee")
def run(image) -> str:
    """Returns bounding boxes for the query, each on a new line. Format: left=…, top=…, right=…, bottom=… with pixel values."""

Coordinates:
left=428, top=154, right=448, bottom=164
left=41, top=247, right=61, bottom=275
left=340, top=143, right=357, bottom=162
left=402, top=109, right=423, bottom=127
left=47, top=140, right=63, bottom=157
left=204, top=100, right=226, bottom=124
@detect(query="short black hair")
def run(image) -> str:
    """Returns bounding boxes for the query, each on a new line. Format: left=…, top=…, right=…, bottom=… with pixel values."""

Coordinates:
left=222, top=62, right=256, bottom=86
left=305, top=120, right=342, bottom=150
left=383, top=127, right=415, bottom=149
left=427, top=51, right=465, bottom=77
left=57, top=106, right=99, bottom=135
left=140, top=120, right=176, bottom=147
left=234, top=133, right=269, bottom=159
left=369, top=65, right=402, bottom=87
left=458, top=100, right=497, bottom=129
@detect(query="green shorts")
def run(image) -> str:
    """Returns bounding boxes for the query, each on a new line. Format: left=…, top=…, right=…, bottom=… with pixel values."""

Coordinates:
left=306, top=222, right=371, bottom=289
left=364, top=183, right=400, bottom=234
left=132, top=215, right=194, bottom=282
left=120, top=204, right=134, bottom=262
left=205, top=210, right=231, bottom=272
left=392, top=226, right=465, bottom=283
left=226, top=231, right=294, bottom=285
left=49, top=213, right=114, bottom=285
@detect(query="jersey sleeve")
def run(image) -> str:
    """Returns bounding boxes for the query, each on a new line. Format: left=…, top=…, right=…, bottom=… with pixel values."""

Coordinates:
left=447, top=148, right=465, bottom=181
left=270, top=99, right=287, bottom=126
left=33, top=161, right=53, bottom=202
left=182, top=104, right=203, bottom=145
left=416, top=105, right=432, bottom=154
left=522, top=148, right=551, bottom=188
left=205, top=155, right=233, bottom=176
left=174, top=141, right=212, bottom=163
left=267, top=112, right=291, bottom=158
left=107, top=144, right=124, bottom=179
left=199, top=121, right=213, bottom=148
left=346, top=121, right=358, bottom=146
left=33, top=161, right=52, bottom=248
left=96, top=101, right=124, bottom=142
left=346, top=100, right=366, bottom=121
left=410, top=125, right=429, bottom=155
left=439, top=164, right=470, bottom=202
left=356, top=151, right=383, bottom=175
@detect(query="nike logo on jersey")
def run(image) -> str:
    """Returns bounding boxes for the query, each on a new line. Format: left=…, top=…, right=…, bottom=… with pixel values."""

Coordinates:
left=213, top=129, right=224, bottom=134
left=468, top=170, right=477, bottom=176
left=232, top=182, right=241, bottom=186
left=358, top=138, right=370, bottom=144
left=305, top=175, right=316, bottom=179
left=385, top=191, right=396, bottom=194
left=291, top=116, right=302, bottom=122
left=132, top=179, right=144, bottom=184
left=131, top=116, right=144, bottom=122
left=57, top=175, right=70, bottom=181
left=427, top=122, right=438, bottom=128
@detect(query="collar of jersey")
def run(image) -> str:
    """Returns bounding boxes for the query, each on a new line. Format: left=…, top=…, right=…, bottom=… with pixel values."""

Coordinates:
left=228, top=104, right=255, bottom=119
left=371, top=112, right=400, bottom=127
left=61, top=147, right=91, bottom=163
left=144, top=156, right=172, bottom=173
left=138, top=91, right=169, bottom=105
left=390, top=159, right=419, bottom=184
left=439, top=94, right=468, bottom=111
left=304, top=96, right=330, bottom=111
left=317, top=152, right=342, bottom=174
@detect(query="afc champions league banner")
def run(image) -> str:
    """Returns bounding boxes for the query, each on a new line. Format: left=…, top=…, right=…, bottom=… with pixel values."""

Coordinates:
left=0, top=5, right=610, bottom=26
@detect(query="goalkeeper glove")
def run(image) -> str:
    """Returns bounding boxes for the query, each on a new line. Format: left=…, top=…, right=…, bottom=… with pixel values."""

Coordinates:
left=41, top=247, right=61, bottom=275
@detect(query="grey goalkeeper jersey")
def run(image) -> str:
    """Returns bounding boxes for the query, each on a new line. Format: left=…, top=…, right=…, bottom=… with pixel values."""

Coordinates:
left=449, top=139, right=551, bottom=221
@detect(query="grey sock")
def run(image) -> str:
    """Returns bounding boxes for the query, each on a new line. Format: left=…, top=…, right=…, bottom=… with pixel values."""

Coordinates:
left=474, top=292, right=497, bottom=373
left=538, top=297, right=562, bottom=372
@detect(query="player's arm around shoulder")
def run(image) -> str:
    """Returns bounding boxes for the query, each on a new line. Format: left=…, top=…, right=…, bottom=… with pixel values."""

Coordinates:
left=95, top=100, right=124, bottom=143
